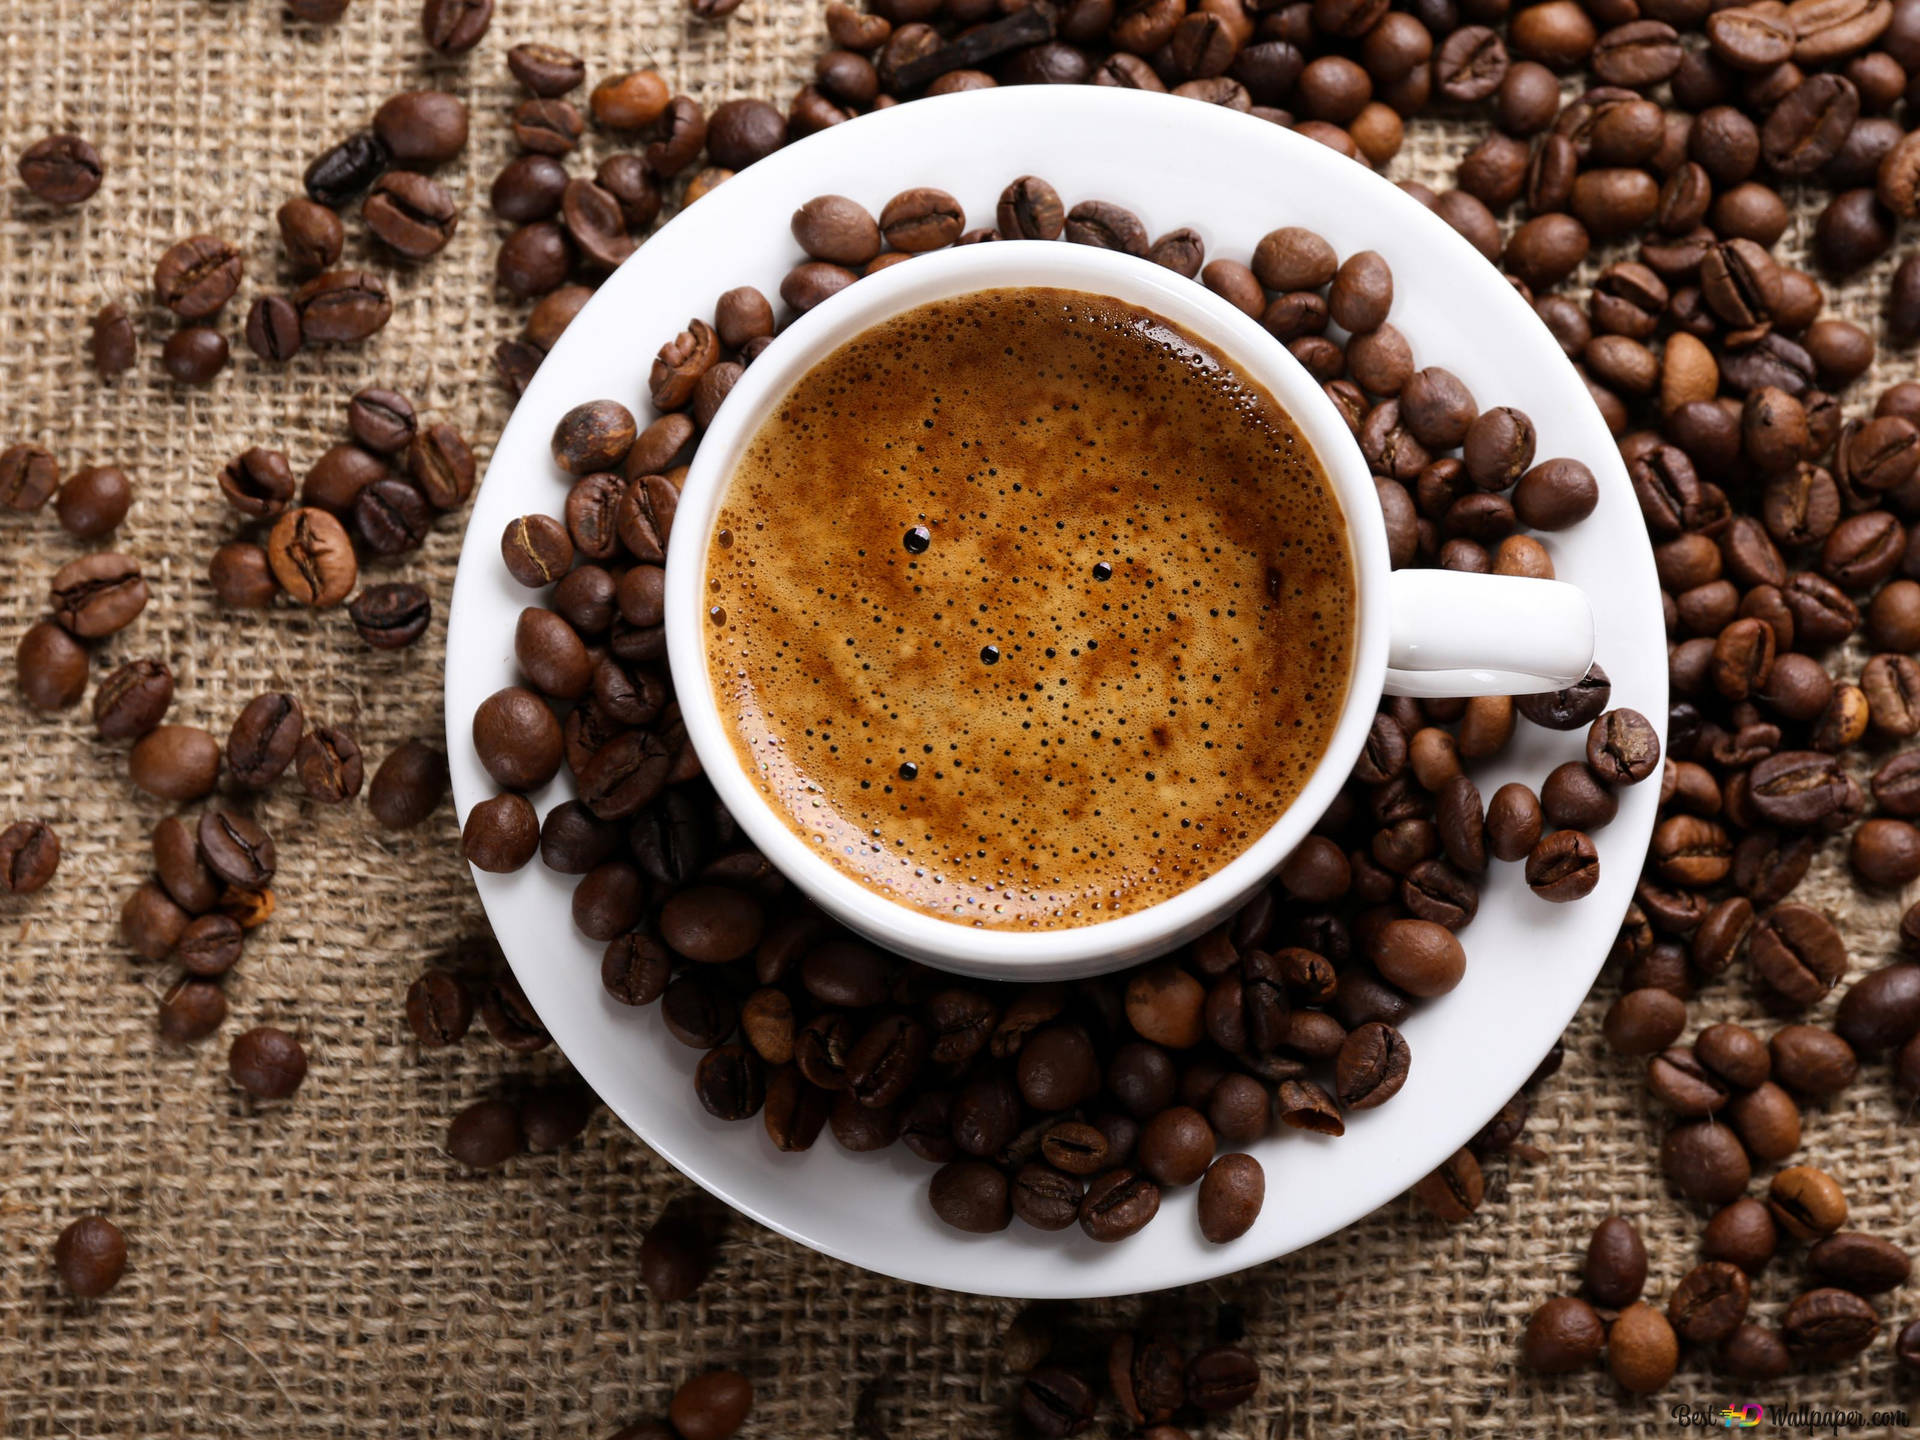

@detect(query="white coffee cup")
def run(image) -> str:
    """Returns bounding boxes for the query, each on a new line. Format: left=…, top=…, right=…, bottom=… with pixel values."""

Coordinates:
left=664, top=241, right=1595, bottom=980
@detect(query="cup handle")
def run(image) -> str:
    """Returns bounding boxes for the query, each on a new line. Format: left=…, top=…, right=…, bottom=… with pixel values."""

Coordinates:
left=1384, top=570, right=1596, bottom=699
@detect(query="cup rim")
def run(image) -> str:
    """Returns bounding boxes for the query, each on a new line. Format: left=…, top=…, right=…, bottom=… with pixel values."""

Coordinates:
left=664, top=240, right=1393, bottom=976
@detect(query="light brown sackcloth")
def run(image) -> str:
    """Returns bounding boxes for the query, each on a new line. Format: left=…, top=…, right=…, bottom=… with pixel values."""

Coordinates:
left=1, top=0, right=1918, bottom=1432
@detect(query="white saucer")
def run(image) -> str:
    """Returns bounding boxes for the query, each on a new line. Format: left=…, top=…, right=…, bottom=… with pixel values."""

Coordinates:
left=444, top=86, right=1665, bottom=1299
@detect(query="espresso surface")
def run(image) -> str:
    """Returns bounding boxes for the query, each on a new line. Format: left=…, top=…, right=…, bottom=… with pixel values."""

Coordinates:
left=704, top=286, right=1355, bottom=930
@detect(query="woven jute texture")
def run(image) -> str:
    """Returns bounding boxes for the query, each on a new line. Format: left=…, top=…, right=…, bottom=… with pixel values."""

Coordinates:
left=4, top=0, right=1920, bottom=1433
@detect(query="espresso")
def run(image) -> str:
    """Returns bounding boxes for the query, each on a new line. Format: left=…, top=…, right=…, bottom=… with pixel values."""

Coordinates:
left=704, top=286, right=1356, bottom=930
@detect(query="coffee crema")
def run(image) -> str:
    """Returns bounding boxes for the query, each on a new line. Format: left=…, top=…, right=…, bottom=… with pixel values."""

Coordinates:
left=703, top=286, right=1356, bottom=930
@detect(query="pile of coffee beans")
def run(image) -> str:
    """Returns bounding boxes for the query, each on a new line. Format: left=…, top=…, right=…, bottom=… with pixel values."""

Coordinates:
left=459, top=191, right=1646, bottom=1248
left=20, top=0, right=1920, bottom=1403
left=1525, top=1190, right=1909, bottom=1384
left=203, top=384, right=474, bottom=651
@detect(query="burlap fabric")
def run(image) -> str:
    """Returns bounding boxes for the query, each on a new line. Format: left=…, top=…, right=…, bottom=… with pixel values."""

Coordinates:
left=3, top=0, right=1919, bottom=1432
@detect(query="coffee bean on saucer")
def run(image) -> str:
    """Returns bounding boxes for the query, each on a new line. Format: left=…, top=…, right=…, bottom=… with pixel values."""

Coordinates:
left=464, top=793, right=540, bottom=872
left=1197, top=1153, right=1263, bottom=1242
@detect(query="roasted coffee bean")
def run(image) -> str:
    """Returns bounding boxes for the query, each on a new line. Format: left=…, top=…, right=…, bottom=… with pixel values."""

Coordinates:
left=0, top=819, right=59, bottom=895
left=302, top=443, right=385, bottom=515
left=367, top=739, right=449, bottom=830
left=445, top=1098, right=523, bottom=1169
left=1011, top=1163, right=1084, bottom=1231
left=160, top=326, right=228, bottom=384
left=509, top=41, right=584, bottom=96
left=1603, top=987, right=1686, bottom=1055
left=0, top=444, right=58, bottom=513
left=154, top=235, right=242, bottom=319
left=462, top=793, right=539, bottom=872
left=152, top=816, right=217, bottom=914
left=293, top=269, right=391, bottom=343
left=1584, top=1215, right=1647, bottom=1307
left=1526, top=829, right=1601, bottom=900
left=173, top=910, right=244, bottom=977
left=1700, top=1198, right=1779, bottom=1278
left=1604, top=1302, right=1678, bottom=1393
left=1179, top=1345, right=1256, bottom=1414
left=1586, top=709, right=1661, bottom=785
left=1692, top=1024, right=1769, bottom=1093
left=1749, top=902, right=1847, bottom=1008
left=348, top=583, right=432, bottom=649
left=694, top=1043, right=766, bottom=1121
left=91, top=658, right=171, bottom=741
left=265, top=507, right=357, bottom=608
left=1836, top=964, right=1920, bottom=1052
left=879, top=187, right=964, bottom=252
left=349, top=477, right=431, bottom=556
left=197, top=810, right=276, bottom=892
left=1078, top=1168, right=1160, bottom=1241
left=363, top=171, right=459, bottom=259
left=1195, top=1153, right=1262, bottom=1243
left=42, top=464, right=119, bottom=543
left=512, top=98, right=584, bottom=156
left=1334, top=1021, right=1411, bottom=1108
left=129, top=725, right=221, bottom=802
left=158, top=976, right=227, bottom=1045
left=19, top=132, right=104, bottom=205
left=52, top=1216, right=126, bottom=1298
left=228, top=1025, right=307, bottom=1099
left=372, top=90, right=468, bottom=168
left=49, top=552, right=146, bottom=639
left=1747, top=750, right=1852, bottom=829
left=422, top=0, right=491, bottom=52
left=302, top=131, right=388, bottom=208
left=1661, top=1120, right=1752, bottom=1203
left=1542, top=762, right=1617, bottom=831
left=1517, top=665, right=1611, bottom=730
left=405, top=969, right=473, bottom=1046
left=121, top=881, right=187, bottom=959
left=1769, top=1164, right=1848, bottom=1240
left=1370, top=918, right=1464, bottom=996
left=630, top=1209, right=715, bottom=1306
left=1521, top=1297, right=1606, bottom=1372
left=1770, top=1022, right=1859, bottom=1098
left=502, top=515, right=574, bottom=588
left=225, top=692, right=303, bottom=789
left=88, top=303, right=136, bottom=378
left=218, top=448, right=295, bottom=520
left=1411, top=1147, right=1484, bottom=1222
left=929, top=1159, right=1011, bottom=1233
left=1782, top=1287, right=1880, bottom=1362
